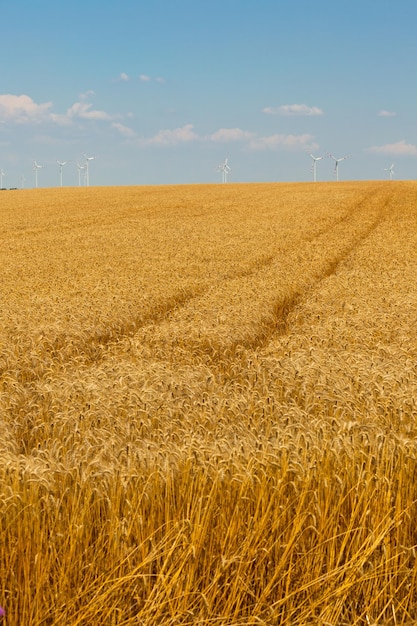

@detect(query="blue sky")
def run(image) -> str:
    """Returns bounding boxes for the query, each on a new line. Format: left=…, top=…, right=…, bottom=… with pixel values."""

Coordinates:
left=1, top=0, right=417, bottom=187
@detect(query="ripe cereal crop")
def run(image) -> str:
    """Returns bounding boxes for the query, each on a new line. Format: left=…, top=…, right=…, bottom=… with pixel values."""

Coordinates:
left=1, top=181, right=417, bottom=625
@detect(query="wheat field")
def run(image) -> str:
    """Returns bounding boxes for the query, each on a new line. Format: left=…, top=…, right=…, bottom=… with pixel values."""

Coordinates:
left=1, top=181, right=417, bottom=625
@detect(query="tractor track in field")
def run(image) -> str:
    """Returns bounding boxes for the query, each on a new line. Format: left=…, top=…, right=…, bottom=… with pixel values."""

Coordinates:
left=175, top=187, right=393, bottom=361
left=236, top=189, right=393, bottom=353
left=97, top=187, right=393, bottom=365
left=2, top=187, right=394, bottom=388
left=83, top=187, right=390, bottom=362
left=1, top=250, right=277, bottom=386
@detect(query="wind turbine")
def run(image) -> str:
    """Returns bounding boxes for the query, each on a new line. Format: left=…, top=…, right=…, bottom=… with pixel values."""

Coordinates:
left=76, top=163, right=85, bottom=187
left=327, top=153, right=351, bottom=182
left=217, top=157, right=231, bottom=183
left=384, top=163, right=395, bottom=180
left=20, top=175, right=26, bottom=189
left=83, top=153, right=96, bottom=187
left=57, top=160, right=70, bottom=187
left=309, top=153, right=323, bottom=182
left=0, top=169, right=5, bottom=189
left=33, top=161, right=44, bottom=188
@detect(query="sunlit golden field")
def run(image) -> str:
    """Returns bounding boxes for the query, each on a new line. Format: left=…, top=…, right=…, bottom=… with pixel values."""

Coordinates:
left=1, top=181, right=417, bottom=625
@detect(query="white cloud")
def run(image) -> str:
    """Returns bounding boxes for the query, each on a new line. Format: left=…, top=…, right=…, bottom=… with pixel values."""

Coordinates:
left=249, top=133, right=319, bottom=152
left=66, top=100, right=114, bottom=121
left=138, top=125, right=254, bottom=147
left=112, top=122, right=136, bottom=138
left=263, top=104, right=324, bottom=116
left=49, top=112, right=73, bottom=126
left=378, top=110, right=397, bottom=117
left=367, top=140, right=417, bottom=156
left=0, top=91, right=130, bottom=141
left=119, top=72, right=130, bottom=81
left=79, top=90, right=95, bottom=100
left=135, top=125, right=319, bottom=152
left=0, top=94, right=52, bottom=123
left=49, top=94, right=117, bottom=126
left=139, top=124, right=199, bottom=146
left=206, top=128, right=255, bottom=143
left=138, top=74, right=165, bottom=83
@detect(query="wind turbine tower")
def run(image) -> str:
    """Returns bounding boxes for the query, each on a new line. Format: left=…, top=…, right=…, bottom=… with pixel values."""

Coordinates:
left=218, top=157, right=231, bottom=183
left=33, top=161, right=44, bottom=188
left=327, top=153, right=351, bottom=182
left=384, top=163, right=395, bottom=180
left=77, top=163, right=85, bottom=187
left=83, top=153, right=96, bottom=187
left=309, top=154, right=323, bottom=182
left=0, top=169, right=5, bottom=189
left=57, top=160, right=70, bottom=187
